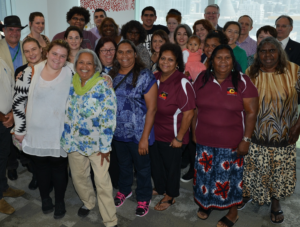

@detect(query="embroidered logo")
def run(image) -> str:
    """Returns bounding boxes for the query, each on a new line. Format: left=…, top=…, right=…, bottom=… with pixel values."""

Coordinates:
left=159, top=91, right=168, bottom=100
left=227, top=87, right=237, bottom=96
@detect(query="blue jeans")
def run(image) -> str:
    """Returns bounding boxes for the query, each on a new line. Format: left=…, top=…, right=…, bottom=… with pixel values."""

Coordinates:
left=113, top=140, right=152, bottom=202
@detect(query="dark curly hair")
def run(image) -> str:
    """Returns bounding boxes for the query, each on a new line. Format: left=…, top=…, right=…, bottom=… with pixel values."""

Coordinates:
left=66, top=6, right=90, bottom=24
left=109, top=40, right=146, bottom=87
left=202, top=45, right=240, bottom=90
left=157, top=43, right=184, bottom=73
left=248, top=37, right=288, bottom=79
left=98, top=17, right=119, bottom=37
left=121, top=20, right=147, bottom=44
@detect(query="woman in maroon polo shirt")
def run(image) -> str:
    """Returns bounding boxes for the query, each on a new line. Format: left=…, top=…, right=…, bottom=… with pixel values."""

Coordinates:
left=150, top=43, right=195, bottom=211
left=192, top=45, right=258, bottom=227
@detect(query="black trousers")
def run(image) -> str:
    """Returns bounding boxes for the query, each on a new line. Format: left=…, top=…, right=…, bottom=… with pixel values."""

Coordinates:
left=30, top=155, right=68, bottom=203
left=108, top=143, right=119, bottom=188
left=7, top=142, right=30, bottom=170
left=149, top=140, right=186, bottom=197
left=186, top=139, right=196, bottom=174
left=0, top=124, right=11, bottom=199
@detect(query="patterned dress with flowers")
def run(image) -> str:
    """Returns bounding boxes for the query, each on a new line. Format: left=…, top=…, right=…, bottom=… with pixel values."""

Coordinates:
left=60, top=79, right=117, bottom=156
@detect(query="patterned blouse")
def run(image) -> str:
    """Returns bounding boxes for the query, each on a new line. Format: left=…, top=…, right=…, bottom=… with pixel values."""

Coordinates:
left=60, top=79, right=117, bottom=156
left=246, top=61, right=300, bottom=147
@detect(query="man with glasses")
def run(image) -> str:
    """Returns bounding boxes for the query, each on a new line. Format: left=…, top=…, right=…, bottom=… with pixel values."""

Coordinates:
left=204, top=4, right=222, bottom=31
left=52, top=6, right=97, bottom=50
left=275, top=15, right=300, bottom=66
left=89, top=8, right=106, bottom=39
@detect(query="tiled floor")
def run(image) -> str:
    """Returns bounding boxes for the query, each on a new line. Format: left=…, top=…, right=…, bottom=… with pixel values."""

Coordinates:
left=0, top=149, right=299, bottom=227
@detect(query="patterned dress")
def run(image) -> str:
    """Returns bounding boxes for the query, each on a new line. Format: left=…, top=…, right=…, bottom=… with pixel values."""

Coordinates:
left=243, top=62, right=300, bottom=205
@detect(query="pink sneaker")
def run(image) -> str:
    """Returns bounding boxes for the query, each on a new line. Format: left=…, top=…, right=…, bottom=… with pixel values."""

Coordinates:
left=114, top=191, right=132, bottom=207
left=136, top=200, right=151, bottom=217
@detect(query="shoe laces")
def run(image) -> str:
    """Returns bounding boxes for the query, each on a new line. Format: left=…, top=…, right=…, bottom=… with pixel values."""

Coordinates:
left=115, top=192, right=126, bottom=201
left=137, top=201, right=149, bottom=209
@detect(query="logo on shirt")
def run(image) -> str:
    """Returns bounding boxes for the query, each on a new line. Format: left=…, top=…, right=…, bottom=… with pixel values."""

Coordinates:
left=159, top=91, right=168, bottom=100
left=227, top=87, right=237, bottom=96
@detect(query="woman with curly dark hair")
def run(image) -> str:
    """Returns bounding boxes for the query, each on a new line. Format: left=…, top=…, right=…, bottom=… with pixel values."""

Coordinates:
left=109, top=40, right=157, bottom=217
left=241, top=37, right=300, bottom=224
left=149, top=43, right=195, bottom=211
left=95, top=18, right=122, bottom=48
left=121, top=20, right=151, bottom=69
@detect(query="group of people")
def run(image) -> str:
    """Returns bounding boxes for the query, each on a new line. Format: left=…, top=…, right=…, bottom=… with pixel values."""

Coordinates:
left=0, top=3, right=299, bottom=227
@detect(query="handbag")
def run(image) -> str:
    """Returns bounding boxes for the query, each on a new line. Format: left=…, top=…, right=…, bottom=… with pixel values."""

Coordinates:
left=113, top=70, right=132, bottom=91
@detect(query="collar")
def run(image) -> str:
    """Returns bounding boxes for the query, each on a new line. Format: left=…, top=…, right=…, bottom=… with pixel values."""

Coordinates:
left=277, top=36, right=289, bottom=49
left=7, top=41, right=20, bottom=50
left=236, top=35, right=251, bottom=45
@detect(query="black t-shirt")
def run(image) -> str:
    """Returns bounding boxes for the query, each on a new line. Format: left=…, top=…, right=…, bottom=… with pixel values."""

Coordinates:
left=143, top=25, right=169, bottom=53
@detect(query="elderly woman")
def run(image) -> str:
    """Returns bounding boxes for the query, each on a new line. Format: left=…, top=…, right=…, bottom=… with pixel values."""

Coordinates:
left=109, top=40, right=157, bottom=217
left=64, top=26, right=83, bottom=64
left=192, top=45, right=258, bottom=227
left=60, top=49, right=117, bottom=226
left=166, top=9, right=181, bottom=43
left=174, top=24, right=192, bottom=51
left=150, top=43, right=195, bottom=211
left=150, top=30, right=169, bottom=73
left=242, top=37, right=300, bottom=224
left=193, top=19, right=215, bottom=50
left=95, top=17, right=122, bottom=48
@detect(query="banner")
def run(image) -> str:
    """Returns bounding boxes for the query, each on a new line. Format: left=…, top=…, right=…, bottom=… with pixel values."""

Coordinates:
left=80, top=0, right=135, bottom=12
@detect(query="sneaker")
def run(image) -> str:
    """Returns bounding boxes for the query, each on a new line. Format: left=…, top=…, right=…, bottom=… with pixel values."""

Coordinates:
left=114, top=191, right=132, bottom=207
left=54, top=201, right=66, bottom=219
left=78, top=205, right=90, bottom=217
left=136, top=201, right=151, bottom=217
left=180, top=171, right=194, bottom=183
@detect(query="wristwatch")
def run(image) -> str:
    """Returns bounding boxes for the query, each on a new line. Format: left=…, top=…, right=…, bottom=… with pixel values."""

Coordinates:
left=242, top=136, right=251, bottom=143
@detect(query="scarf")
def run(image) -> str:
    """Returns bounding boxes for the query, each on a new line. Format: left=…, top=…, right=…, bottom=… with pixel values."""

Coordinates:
left=73, top=71, right=103, bottom=95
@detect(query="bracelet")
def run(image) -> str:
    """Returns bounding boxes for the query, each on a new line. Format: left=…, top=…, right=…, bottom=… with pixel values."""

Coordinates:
left=175, top=137, right=183, bottom=143
left=242, top=136, right=251, bottom=143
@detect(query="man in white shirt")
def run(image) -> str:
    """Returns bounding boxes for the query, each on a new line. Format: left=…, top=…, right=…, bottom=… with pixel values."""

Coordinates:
left=276, top=15, right=300, bottom=66
left=89, top=8, right=106, bottom=39
left=204, top=4, right=222, bottom=31
left=0, top=58, right=25, bottom=215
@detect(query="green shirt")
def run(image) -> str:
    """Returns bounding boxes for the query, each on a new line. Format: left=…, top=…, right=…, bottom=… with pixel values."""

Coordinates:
left=233, top=46, right=248, bottom=73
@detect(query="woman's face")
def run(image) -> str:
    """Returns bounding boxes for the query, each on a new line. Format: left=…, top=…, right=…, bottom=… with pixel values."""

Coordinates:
left=204, top=38, right=221, bottom=59
left=167, top=17, right=179, bottom=33
left=23, top=41, right=42, bottom=65
left=212, top=49, right=233, bottom=76
left=224, top=24, right=240, bottom=45
left=46, top=45, right=68, bottom=70
left=76, top=52, right=96, bottom=82
left=102, top=21, right=115, bottom=37
left=126, top=27, right=140, bottom=46
left=30, top=16, right=45, bottom=34
left=99, top=41, right=116, bottom=67
left=258, top=42, right=279, bottom=69
left=158, top=50, right=177, bottom=75
left=152, top=35, right=166, bottom=53
left=116, top=43, right=136, bottom=70
left=195, top=24, right=208, bottom=42
left=176, top=27, right=188, bottom=47
left=257, top=31, right=273, bottom=46
left=65, top=31, right=82, bottom=50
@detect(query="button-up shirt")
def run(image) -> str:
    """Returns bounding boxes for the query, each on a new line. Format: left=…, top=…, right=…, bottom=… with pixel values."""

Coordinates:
left=236, top=36, right=257, bottom=57
left=8, top=42, right=22, bottom=72
left=277, top=37, right=289, bottom=50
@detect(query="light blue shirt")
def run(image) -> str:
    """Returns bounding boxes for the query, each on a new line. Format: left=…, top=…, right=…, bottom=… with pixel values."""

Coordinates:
left=8, top=42, right=22, bottom=71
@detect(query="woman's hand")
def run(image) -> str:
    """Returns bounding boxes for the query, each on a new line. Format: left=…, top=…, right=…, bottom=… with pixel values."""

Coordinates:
left=236, top=140, right=250, bottom=156
left=2, top=112, right=14, bottom=128
left=170, top=138, right=182, bottom=148
left=97, top=151, right=110, bottom=166
left=288, top=124, right=300, bottom=144
left=192, top=132, right=197, bottom=144
left=16, top=71, right=23, bottom=81
left=15, top=134, right=25, bottom=143
left=102, top=74, right=113, bottom=88
left=138, top=137, right=149, bottom=155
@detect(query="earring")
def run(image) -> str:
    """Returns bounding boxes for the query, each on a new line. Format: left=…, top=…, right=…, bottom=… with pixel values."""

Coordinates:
left=176, top=66, right=179, bottom=70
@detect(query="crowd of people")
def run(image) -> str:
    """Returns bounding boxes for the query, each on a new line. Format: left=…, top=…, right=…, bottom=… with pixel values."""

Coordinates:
left=0, top=3, right=300, bottom=227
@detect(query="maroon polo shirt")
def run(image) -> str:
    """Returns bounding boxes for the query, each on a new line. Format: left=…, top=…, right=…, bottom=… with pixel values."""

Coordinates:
left=193, top=71, right=258, bottom=148
left=154, top=70, right=196, bottom=144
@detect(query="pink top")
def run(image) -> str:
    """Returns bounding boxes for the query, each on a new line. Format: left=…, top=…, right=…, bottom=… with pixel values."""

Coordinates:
left=183, top=49, right=206, bottom=81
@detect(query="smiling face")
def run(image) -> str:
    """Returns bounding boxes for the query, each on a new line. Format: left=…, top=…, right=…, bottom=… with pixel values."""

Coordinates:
left=65, top=30, right=82, bottom=50
left=94, top=11, right=106, bottom=27
left=99, top=41, right=115, bottom=67
left=259, top=42, right=279, bottom=70
left=126, top=27, right=140, bottom=45
left=141, top=10, right=157, bottom=29
left=204, top=6, right=219, bottom=27
left=276, top=17, right=293, bottom=41
left=76, top=52, right=96, bottom=83
left=30, top=16, right=45, bottom=34
left=159, top=50, right=177, bottom=75
left=102, top=21, right=116, bottom=37
left=212, top=48, right=233, bottom=77
left=69, top=14, right=85, bottom=30
left=204, top=37, right=221, bottom=59
left=23, top=41, right=43, bottom=65
left=46, top=45, right=68, bottom=70
left=152, top=35, right=166, bottom=53
left=195, top=24, right=209, bottom=43
left=3, top=27, right=21, bottom=47
left=167, top=17, right=179, bottom=33
left=176, top=27, right=188, bottom=49
left=224, top=24, right=240, bottom=46
left=187, top=38, right=200, bottom=53
left=238, top=16, right=252, bottom=36
left=116, top=43, right=136, bottom=70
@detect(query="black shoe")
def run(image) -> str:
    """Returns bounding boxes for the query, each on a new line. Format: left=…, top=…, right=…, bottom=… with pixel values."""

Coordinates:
left=180, top=171, right=193, bottom=183
left=78, top=206, right=90, bottom=217
left=28, top=177, right=38, bottom=190
left=7, top=169, right=18, bottom=181
left=54, top=202, right=66, bottom=219
left=42, top=198, right=54, bottom=214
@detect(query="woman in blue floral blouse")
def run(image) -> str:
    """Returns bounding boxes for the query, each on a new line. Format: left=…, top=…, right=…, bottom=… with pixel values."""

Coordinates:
left=60, top=49, right=118, bottom=227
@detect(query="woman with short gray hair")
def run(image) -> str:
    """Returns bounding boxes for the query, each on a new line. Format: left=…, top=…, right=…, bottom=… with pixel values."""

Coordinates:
left=60, top=49, right=118, bottom=227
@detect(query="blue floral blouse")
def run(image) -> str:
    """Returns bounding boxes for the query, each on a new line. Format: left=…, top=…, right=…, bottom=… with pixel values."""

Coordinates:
left=113, top=69, right=156, bottom=145
left=60, top=79, right=117, bottom=156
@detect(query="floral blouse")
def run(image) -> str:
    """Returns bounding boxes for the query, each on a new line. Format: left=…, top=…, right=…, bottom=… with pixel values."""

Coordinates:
left=60, top=79, right=117, bottom=156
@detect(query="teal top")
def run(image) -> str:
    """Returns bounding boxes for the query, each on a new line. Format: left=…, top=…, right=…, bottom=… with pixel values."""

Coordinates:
left=233, top=46, right=248, bottom=73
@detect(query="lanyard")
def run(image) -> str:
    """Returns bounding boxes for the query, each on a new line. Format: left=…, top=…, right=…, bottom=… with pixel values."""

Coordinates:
left=12, top=44, right=20, bottom=63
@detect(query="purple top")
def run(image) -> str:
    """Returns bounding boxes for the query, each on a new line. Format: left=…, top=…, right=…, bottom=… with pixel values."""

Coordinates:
left=236, top=36, right=257, bottom=57
left=52, top=30, right=98, bottom=50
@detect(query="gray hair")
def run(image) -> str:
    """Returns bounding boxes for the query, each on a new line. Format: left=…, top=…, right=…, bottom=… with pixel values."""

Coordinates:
left=258, top=36, right=288, bottom=63
left=174, top=24, right=192, bottom=45
left=204, top=4, right=220, bottom=14
left=275, top=15, right=293, bottom=27
left=74, top=49, right=102, bottom=73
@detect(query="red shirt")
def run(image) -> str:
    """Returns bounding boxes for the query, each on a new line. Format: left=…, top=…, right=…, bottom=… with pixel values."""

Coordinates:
left=154, top=70, right=196, bottom=144
left=193, top=71, right=258, bottom=148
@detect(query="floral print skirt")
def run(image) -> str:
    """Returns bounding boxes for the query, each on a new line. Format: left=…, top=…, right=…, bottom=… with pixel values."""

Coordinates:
left=193, top=144, right=244, bottom=210
left=243, top=143, right=296, bottom=205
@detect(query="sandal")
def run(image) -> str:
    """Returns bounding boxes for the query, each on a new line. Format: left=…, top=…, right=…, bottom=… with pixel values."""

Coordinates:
left=270, top=210, right=284, bottom=224
left=197, top=207, right=212, bottom=220
left=154, top=198, right=175, bottom=211
left=237, top=197, right=252, bottom=210
left=217, top=216, right=239, bottom=227
left=152, top=188, right=166, bottom=196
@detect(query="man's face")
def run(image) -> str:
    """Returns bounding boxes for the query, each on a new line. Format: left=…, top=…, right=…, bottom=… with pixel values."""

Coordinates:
left=141, top=10, right=157, bottom=29
left=204, top=6, right=220, bottom=27
left=276, top=17, right=293, bottom=41
left=4, top=27, right=21, bottom=46
left=69, top=14, right=86, bottom=31
left=94, top=11, right=105, bottom=27
left=238, top=16, right=252, bottom=36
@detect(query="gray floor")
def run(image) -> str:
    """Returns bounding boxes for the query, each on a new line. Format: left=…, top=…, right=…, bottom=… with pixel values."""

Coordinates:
left=0, top=148, right=299, bottom=227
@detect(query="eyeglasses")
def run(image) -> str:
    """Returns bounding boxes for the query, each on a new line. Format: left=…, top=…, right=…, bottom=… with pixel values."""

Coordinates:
left=205, top=12, right=219, bottom=15
left=127, top=31, right=140, bottom=36
left=72, top=17, right=85, bottom=22
left=100, top=48, right=116, bottom=54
